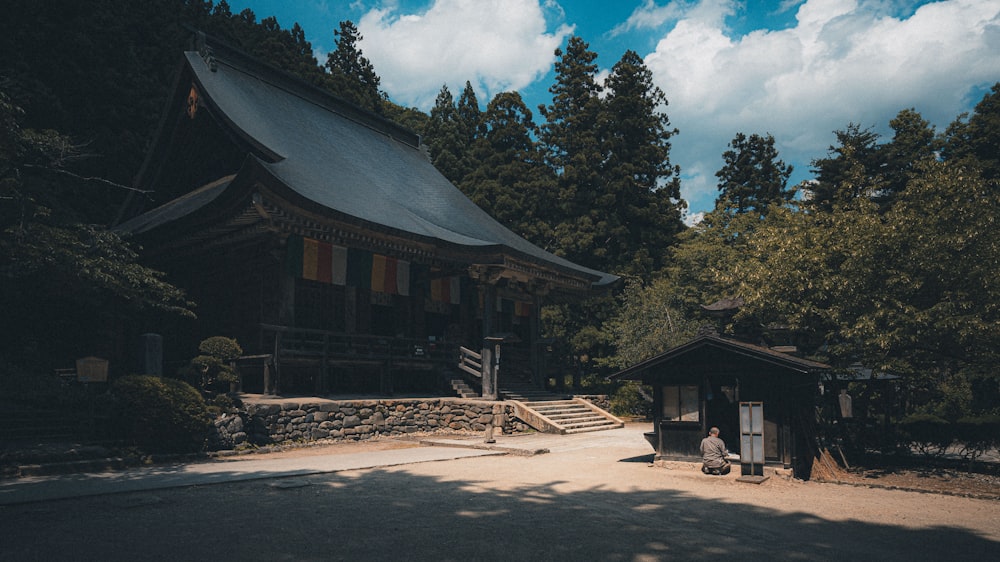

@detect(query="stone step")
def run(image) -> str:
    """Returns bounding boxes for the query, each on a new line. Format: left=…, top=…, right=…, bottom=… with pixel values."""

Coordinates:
left=450, top=379, right=478, bottom=399
left=522, top=400, right=580, bottom=408
left=545, top=410, right=605, bottom=421
left=561, top=418, right=620, bottom=429
left=505, top=395, right=625, bottom=435
left=564, top=424, right=622, bottom=435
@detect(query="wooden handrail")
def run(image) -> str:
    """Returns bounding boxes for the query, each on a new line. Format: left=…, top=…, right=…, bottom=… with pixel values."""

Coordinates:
left=259, top=324, right=453, bottom=362
left=458, top=346, right=483, bottom=378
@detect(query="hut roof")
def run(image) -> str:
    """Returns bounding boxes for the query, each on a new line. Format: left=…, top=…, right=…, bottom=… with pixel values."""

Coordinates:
left=610, top=334, right=831, bottom=381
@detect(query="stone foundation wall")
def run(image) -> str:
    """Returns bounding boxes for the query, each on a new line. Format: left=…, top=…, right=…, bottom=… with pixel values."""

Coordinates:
left=576, top=394, right=611, bottom=412
left=210, top=398, right=529, bottom=450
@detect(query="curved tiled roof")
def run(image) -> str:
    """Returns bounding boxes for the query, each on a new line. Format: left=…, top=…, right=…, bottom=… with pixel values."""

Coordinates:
left=135, top=40, right=617, bottom=289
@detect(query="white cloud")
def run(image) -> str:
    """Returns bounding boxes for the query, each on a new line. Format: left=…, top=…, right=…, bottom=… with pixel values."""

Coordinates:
left=357, top=0, right=573, bottom=109
left=643, top=0, right=1000, bottom=213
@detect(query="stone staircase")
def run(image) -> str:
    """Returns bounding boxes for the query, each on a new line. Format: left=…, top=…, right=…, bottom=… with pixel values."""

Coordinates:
left=502, top=384, right=624, bottom=435
left=449, top=378, right=479, bottom=399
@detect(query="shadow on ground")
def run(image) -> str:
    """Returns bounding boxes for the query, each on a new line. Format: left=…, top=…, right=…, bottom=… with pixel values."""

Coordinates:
left=3, top=458, right=997, bottom=561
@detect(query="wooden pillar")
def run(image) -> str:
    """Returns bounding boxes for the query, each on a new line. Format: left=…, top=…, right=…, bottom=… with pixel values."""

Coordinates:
left=481, top=283, right=498, bottom=400
left=530, top=293, right=543, bottom=387
left=278, top=271, right=295, bottom=326
left=345, top=286, right=357, bottom=334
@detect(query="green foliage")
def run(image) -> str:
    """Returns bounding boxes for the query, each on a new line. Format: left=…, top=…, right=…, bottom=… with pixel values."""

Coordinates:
left=897, top=414, right=1000, bottom=462
left=954, top=416, right=1000, bottom=462
left=461, top=91, right=557, bottom=246
left=897, top=413, right=952, bottom=456
left=539, top=41, right=684, bottom=277
left=609, top=382, right=653, bottom=418
left=602, top=278, right=698, bottom=369
left=944, top=82, right=1000, bottom=181
left=109, top=375, right=212, bottom=454
left=198, top=336, right=243, bottom=361
left=0, top=91, right=193, bottom=366
left=715, top=132, right=793, bottom=216
left=181, top=337, right=243, bottom=392
left=325, top=20, right=385, bottom=113
left=423, top=85, right=471, bottom=184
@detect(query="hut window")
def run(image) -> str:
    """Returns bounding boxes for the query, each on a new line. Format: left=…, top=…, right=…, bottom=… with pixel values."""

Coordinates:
left=662, top=385, right=699, bottom=421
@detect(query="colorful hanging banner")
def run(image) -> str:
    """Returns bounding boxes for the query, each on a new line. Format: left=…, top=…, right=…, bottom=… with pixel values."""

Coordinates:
left=286, top=235, right=347, bottom=285
left=430, top=275, right=461, bottom=305
left=287, top=235, right=414, bottom=295
left=370, top=254, right=410, bottom=295
left=515, top=301, right=532, bottom=317
left=396, top=260, right=410, bottom=297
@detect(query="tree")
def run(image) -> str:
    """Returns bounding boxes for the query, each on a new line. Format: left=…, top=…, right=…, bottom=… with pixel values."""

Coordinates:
left=736, top=160, right=1000, bottom=415
left=325, top=20, right=384, bottom=113
left=423, top=85, right=469, bottom=184
left=456, top=81, right=483, bottom=148
left=879, top=108, right=939, bottom=209
left=0, top=91, right=193, bottom=367
left=603, top=278, right=699, bottom=369
left=461, top=91, right=555, bottom=245
left=537, top=36, right=605, bottom=270
left=599, top=49, right=685, bottom=277
left=943, top=82, right=1000, bottom=181
left=805, top=124, right=882, bottom=212
left=715, top=132, right=793, bottom=216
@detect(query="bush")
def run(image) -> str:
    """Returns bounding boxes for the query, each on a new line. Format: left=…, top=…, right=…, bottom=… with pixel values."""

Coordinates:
left=898, top=413, right=953, bottom=457
left=109, top=375, right=212, bottom=454
left=954, top=415, right=1000, bottom=462
left=609, top=382, right=652, bottom=418
left=180, top=336, right=243, bottom=393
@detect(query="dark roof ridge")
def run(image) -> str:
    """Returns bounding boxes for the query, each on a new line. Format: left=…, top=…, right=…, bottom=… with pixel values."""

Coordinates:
left=190, top=30, right=420, bottom=149
left=610, top=333, right=831, bottom=380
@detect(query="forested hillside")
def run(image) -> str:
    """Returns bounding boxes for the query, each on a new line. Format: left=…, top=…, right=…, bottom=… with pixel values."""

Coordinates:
left=3, top=1, right=998, bottom=427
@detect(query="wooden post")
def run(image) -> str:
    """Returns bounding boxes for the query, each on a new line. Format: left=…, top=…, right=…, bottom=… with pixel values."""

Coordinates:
left=481, top=346, right=497, bottom=400
left=481, top=283, right=498, bottom=400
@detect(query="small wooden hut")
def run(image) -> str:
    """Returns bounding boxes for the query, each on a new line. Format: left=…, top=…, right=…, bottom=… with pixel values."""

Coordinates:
left=610, top=333, right=830, bottom=476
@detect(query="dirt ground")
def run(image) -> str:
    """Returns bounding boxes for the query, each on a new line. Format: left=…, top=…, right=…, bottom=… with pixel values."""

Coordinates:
left=219, top=432, right=1000, bottom=501
left=3, top=426, right=999, bottom=561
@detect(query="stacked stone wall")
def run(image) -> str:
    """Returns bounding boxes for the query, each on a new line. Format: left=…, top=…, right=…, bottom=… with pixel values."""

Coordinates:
left=216, top=398, right=528, bottom=449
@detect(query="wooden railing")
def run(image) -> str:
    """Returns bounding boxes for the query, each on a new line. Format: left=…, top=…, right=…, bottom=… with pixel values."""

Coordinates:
left=458, top=346, right=483, bottom=378
left=259, top=324, right=455, bottom=364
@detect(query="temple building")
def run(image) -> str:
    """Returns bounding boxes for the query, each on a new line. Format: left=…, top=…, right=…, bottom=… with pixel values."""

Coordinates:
left=116, top=34, right=617, bottom=397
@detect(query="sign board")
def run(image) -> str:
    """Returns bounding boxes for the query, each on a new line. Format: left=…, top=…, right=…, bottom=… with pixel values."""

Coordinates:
left=739, top=401, right=766, bottom=479
left=76, top=356, right=109, bottom=383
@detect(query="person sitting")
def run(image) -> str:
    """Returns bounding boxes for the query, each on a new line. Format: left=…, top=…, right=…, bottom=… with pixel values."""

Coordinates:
left=700, top=426, right=731, bottom=475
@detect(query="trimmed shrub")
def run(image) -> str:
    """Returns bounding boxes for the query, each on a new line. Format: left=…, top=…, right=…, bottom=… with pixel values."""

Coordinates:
left=955, top=415, right=1000, bottom=462
left=610, top=382, right=653, bottom=418
left=109, top=375, right=212, bottom=454
left=180, top=336, right=242, bottom=393
left=898, top=413, right=953, bottom=457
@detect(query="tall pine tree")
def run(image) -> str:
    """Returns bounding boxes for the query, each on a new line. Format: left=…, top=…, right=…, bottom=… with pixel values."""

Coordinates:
left=537, top=36, right=606, bottom=270
left=462, top=91, right=555, bottom=246
left=715, top=132, right=793, bottom=217
left=325, top=20, right=384, bottom=113
left=423, top=85, right=469, bottom=184
left=600, top=49, right=684, bottom=276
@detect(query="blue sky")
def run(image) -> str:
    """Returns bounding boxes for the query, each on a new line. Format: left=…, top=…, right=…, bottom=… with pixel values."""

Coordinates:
left=228, top=1, right=1000, bottom=222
